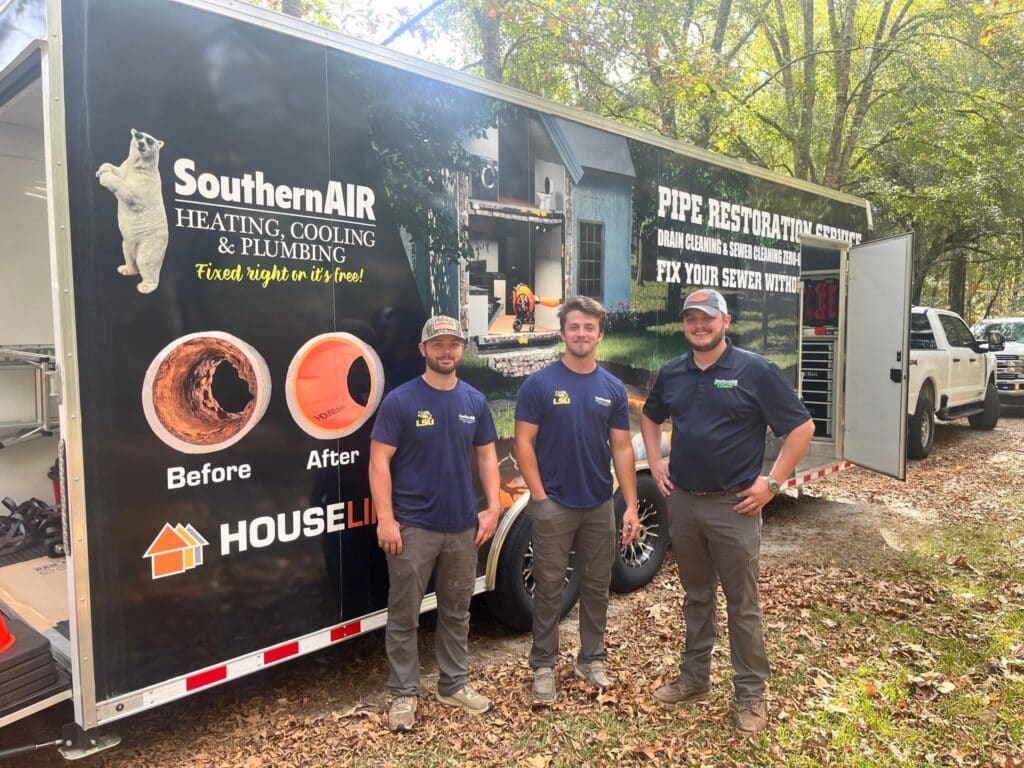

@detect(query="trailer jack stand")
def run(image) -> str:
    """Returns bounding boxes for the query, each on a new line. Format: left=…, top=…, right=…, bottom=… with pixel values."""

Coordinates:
left=57, top=723, right=121, bottom=761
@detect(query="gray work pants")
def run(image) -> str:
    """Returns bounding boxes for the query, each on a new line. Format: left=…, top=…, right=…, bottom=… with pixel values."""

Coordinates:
left=666, top=489, right=769, bottom=702
left=528, top=497, right=615, bottom=670
left=385, top=524, right=477, bottom=697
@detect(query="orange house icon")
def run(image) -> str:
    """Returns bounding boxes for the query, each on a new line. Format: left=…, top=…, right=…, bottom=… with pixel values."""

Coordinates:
left=143, top=523, right=210, bottom=579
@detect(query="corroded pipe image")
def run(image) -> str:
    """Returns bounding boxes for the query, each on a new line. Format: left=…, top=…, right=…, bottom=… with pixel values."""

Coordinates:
left=142, top=332, right=271, bottom=453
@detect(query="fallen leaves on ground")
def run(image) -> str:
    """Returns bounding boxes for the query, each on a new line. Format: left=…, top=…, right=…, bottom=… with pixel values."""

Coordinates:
left=12, top=413, right=1024, bottom=768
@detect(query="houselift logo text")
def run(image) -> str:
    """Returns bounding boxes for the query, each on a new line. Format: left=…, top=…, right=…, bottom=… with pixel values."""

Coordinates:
left=143, top=499, right=376, bottom=579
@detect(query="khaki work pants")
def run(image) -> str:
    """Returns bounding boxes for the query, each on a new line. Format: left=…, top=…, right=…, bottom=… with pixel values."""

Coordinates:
left=528, top=497, right=615, bottom=670
left=385, top=524, right=477, bottom=697
left=667, top=489, right=769, bottom=702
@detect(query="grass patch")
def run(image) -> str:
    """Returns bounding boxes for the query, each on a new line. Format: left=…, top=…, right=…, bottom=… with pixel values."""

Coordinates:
left=489, top=400, right=516, bottom=440
left=751, top=515, right=1024, bottom=767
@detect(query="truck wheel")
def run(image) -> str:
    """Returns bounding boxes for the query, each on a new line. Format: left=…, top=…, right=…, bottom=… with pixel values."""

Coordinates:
left=486, top=510, right=581, bottom=632
left=907, top=393, right=935, bottom=459
left=610, top=475, right=669, bottom=593
left=968, top=383, right=1000, bottom=430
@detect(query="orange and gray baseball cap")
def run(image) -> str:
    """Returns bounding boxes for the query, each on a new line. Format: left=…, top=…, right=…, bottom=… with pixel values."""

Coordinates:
left=421, top=315, right=467, bottom=342
left=681, top=288, right=728, bottom=317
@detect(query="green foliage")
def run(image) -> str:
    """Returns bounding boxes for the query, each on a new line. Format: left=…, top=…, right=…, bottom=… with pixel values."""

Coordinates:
left=267, top=0, right=1024, bottom=317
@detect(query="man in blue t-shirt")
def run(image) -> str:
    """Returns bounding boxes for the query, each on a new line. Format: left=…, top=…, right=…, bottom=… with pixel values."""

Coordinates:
left=369, top=315, right=500, bottom=732
left=515, top=296, right=638, bottom=704
left=640, top=288, right=814, bottom=735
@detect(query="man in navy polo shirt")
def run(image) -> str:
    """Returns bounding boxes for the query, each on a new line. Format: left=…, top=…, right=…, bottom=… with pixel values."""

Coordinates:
left=369, top=315, right=500, bottom=732
left=640, top=288, right=814, bottom=734
left=515, top=296, right=639, bottom=704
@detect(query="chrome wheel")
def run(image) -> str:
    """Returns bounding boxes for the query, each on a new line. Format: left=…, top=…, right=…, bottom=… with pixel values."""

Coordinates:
left=619, top=496, right=661, bottom=569
left=522, top=541, right=574, bottom=596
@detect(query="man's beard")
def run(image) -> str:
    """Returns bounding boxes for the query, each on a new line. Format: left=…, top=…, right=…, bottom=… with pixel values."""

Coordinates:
left=686, top=326, right=726, bottom=352
left=425, top=356, right=457, bottom=374
left=564, top=339, right=596, bottom=358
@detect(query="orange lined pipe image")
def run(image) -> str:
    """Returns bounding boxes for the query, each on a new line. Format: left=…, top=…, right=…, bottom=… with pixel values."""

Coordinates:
left=285, top=332, right=385, bottom=440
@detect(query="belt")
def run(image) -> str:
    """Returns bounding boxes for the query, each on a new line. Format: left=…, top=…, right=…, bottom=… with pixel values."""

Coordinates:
left=686, top=485, right=746, bottom=496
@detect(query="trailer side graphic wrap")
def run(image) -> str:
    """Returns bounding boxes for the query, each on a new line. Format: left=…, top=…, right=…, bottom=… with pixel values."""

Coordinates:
left=61, top=0, right=867, bottom=703
left=62, top=0, right=432, bottom=698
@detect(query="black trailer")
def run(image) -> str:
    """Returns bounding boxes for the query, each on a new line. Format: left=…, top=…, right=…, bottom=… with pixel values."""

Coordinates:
left=0, top=0, right=912, bottom=752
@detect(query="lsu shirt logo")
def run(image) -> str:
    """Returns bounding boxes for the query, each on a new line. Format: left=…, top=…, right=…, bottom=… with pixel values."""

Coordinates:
left=714, top=378, right=739, bottom=389
left=552, top=390, right=571, bottom=405
left=416, top=410, right=435, bottom=427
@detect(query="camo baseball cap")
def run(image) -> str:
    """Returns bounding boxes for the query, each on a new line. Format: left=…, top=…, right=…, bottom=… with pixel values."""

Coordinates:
left=680, top=288, right=728, bottom=318
left=421, top=315, right=467, bottom=343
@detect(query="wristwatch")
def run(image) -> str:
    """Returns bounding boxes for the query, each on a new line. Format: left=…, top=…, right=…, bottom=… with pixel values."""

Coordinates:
left=763, top=475, right=781, bottom=494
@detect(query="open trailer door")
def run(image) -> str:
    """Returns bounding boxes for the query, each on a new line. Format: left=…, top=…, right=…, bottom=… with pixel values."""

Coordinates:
left=842, top=233, right=913, bottom=480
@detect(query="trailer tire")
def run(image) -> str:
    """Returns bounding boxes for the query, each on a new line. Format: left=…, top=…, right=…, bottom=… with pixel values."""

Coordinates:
left=968, top=383, right=1000, bottom=430
left=486, top=510, right=581, bottom=632
left=907, top=392, right=935, bottom=459
left=610, top=475, right=669, bottom=593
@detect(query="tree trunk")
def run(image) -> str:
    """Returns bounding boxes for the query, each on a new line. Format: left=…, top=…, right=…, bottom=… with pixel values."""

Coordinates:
left=472, top=7, right=503, bottom=82
left=948, top=251, right=967, bottom=316
left=281, top=0, right=302, bottom=18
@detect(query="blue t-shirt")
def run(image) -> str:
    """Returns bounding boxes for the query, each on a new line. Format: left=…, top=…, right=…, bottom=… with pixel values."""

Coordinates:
left=370, top=377, right=497, bottom=532
left=642, top=342, right=810, bottom=491
left=515, top=360, right=630, bottom=508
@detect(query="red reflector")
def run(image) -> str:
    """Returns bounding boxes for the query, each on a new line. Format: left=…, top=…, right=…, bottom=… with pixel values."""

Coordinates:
left=832, top=465, right=839, bottom=473
left=330, top=622, right=360, bottom=642
left=818, top=469, right=826, bottom=478
left=186, top=666, right=227, bottom=691
left=814, top=327, right=826, bottom=336
left=264, top=642, right=299, bottom=665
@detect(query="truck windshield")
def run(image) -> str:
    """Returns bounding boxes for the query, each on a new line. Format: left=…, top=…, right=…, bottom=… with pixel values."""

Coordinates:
left=975, top=321, right=1024, bottom=342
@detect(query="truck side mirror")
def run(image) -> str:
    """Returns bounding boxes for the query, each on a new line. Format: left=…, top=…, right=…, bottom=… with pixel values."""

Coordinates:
left=987, top=330, right=1005, bottom=352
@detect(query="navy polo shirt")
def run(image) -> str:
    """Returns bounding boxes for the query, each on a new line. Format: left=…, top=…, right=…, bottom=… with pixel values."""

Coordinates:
left=642, top=342, right=810, bottom=491
left=371, top=377, right=497, bottom=532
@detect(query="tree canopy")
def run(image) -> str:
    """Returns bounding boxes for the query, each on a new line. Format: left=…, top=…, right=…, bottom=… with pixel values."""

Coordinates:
left=267, top=0, right=1024, bottom=320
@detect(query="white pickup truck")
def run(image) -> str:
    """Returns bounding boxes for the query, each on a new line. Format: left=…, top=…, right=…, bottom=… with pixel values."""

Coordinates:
left=971, top=317, right=1024, bottom=406
left=907, top=307, right=1004, bottom=459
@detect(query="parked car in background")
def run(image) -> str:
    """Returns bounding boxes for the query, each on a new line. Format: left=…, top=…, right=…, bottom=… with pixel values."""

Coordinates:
left=907, top=307, right=1003, bottom=459
left=971, top=317, right=1024, bottom=406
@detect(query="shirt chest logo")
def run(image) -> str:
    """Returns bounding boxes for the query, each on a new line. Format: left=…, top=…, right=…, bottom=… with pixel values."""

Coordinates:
left=416, top=410, right=435, bottom=427
left=552, top=390, right=571, bottom=406
left=714, top=378, right=739, bottom=389
left=458, top=413, right=476, bottom=424
left=593, top=395, right=611, bottom=407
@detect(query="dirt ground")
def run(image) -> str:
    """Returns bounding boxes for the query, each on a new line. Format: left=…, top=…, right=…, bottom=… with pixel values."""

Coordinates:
left=5, top=405, right=1023, bottom=765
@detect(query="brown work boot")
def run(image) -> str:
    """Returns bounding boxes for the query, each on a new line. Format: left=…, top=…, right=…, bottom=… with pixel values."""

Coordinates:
left=532, top=667, right=557, bottom=704
left=436, top=684, right=492, bottom=715
left=653, top=679, right=711, bottom=706
left=388, top=695, right=417, bottom=732
left=736, top=699, right=769, bottom=734
left=574, top=660, right=613, bottom=689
